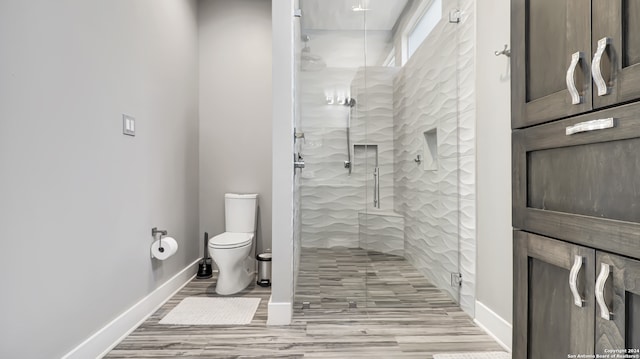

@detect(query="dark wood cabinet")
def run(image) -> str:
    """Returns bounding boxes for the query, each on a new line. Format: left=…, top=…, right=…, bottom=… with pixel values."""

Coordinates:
left=515, top=231, right=640, bottom=358
left=595, top=252, right=640, bottom=354
left=592, top=0, right=640, bottom=109
left=512, top=0, right=640, bottom=129
left=512, top=0, right=640, bottom=357
left=514, top=231, right=595, bottom=359
left=512, top=101, right=640, bottom=259
left=512, top=0, right=592, bottom=128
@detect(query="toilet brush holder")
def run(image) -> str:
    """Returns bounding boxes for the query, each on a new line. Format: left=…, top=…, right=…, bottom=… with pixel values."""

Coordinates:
left=196, top=232, right=213, bottom=279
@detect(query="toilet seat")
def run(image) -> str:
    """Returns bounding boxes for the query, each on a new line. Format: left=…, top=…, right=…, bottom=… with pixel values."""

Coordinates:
left=209, top=232, right=253, bottom=249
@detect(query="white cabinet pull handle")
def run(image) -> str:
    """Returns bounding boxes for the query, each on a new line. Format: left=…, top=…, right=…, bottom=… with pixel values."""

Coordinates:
left=595, top=263, right=612, bottom=320
left=592, top=37, right=612, bottom=96
left=566, top=51, right=583, bottom=104
left=569, top=255, right=585, bottom=307
left=565, top=118, right=615, bottom=136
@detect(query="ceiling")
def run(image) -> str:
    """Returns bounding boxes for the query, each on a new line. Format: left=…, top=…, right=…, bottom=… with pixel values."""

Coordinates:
left=300, top=0, right=409, bottom=31
left=299, top=0, right=409, bottom=68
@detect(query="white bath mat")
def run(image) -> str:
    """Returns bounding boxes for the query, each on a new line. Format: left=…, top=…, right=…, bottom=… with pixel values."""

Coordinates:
left=159, top=297, right=260, bottom=325
left=433, top=352, right=511, bottom=359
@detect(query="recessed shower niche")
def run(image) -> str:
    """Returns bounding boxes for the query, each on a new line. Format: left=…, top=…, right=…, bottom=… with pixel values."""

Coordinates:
left=353, top=144, right=378, bottom=167
left=422, top=128, right=438, bottom=171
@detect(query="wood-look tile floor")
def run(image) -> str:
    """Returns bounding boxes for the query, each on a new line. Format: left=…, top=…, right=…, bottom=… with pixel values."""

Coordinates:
left=106, top=248, right=505, bottom=358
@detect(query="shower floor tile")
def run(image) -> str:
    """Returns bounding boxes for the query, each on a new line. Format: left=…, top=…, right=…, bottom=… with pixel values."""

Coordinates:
left=295, top=247, right=450, bottom=310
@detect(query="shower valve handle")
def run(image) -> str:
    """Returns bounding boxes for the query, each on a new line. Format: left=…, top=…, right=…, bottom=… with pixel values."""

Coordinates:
left=294, top=153, right=305, bottom=169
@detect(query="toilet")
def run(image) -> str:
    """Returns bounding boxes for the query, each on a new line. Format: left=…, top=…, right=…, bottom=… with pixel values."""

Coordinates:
left=208, top=193, right=258, bottom=295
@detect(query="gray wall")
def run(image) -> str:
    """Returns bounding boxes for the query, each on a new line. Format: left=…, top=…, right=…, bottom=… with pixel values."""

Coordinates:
left=476, top=0, right=513, bottom=325
left=0, top=1, right=199, bottom=358
left=198, top=0, right=273, bottom=254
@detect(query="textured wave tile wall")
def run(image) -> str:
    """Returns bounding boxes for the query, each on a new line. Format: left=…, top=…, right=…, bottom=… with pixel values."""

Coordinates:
left=293, top=171, right=302, bottom=287
left=300, top=67, right=398, bottom=248
left=457, top=0, right=476, bottom=316
left=293, top=43, right=303, bottom=287
left=359, top=212, right=405, bottom=256
left=392, top=2, right=476, bottom=315
left=351, top=67, right=398, bottom=212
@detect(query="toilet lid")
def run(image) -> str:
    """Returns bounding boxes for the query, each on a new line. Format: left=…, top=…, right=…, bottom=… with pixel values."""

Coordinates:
left=209, top=232, right=253, bottom=248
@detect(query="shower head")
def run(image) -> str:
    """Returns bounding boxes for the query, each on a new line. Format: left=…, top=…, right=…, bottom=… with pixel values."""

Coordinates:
left=300, top=35, right=326, bottom=72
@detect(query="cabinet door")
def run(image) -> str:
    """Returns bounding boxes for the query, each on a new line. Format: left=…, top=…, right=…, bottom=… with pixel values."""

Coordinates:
left=513, top=101, right=640, bottom=258
left=595, top=252, right=640, bottom=354
left=514, top=231, right=595, bottom=359
left=512, top=0, right=592, bottom=128
left=592, top=0, right=640, bottom=108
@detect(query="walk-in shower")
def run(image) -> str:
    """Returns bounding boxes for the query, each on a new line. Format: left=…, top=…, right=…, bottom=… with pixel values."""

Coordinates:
left=292, top=0, right=474, bottom=315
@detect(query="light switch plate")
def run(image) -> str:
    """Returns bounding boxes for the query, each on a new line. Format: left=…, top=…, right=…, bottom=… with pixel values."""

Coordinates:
left=123, top=114, right=135, bottom=136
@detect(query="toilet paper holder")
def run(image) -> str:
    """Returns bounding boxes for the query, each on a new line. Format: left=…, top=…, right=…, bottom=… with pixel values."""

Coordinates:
left=152, top=227, right=168, bottom=253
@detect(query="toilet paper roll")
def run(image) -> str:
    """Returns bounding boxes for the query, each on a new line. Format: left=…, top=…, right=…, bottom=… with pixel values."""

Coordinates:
left=151, top=237, right=178, bottom=260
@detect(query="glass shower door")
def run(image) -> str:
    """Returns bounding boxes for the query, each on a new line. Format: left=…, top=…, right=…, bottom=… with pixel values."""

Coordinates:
left=371, top=0, right=464, bottom=307
left=294, top=0, right=465, bottom=312
left=294, top=0, right=369, bottom=310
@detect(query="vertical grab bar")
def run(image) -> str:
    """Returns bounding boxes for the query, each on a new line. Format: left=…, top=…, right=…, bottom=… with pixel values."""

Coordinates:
left=344, top=107, right=352, bottom=174
left=345, top=123, right=352, bottom=174
left=376, top=167, right=380, bottom=208
left=373, top=167, right=380, bottom=208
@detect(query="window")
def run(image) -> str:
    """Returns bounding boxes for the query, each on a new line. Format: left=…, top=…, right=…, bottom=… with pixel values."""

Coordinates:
left=406, top=0, right=442, bottom=61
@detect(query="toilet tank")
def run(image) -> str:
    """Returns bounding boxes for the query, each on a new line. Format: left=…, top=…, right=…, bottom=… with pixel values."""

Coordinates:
left=225, top=193, right=258, bottom=233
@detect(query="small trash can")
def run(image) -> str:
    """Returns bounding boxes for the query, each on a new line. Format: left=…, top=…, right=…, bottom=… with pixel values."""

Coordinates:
left=256, top=252, right=272, bottom=287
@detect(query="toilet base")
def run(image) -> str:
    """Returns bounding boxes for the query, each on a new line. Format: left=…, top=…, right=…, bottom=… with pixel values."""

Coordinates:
left=215, top=266, right=254, bottom=295
left=209, top=233, right=255, bottom=295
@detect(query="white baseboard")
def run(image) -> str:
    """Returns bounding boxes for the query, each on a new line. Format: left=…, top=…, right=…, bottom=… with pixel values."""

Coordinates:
left=266, top=296, right=292, bottom=325
left=62, top=259, right=200, bottom=359
left=474, top=300, right=512, bottom=352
